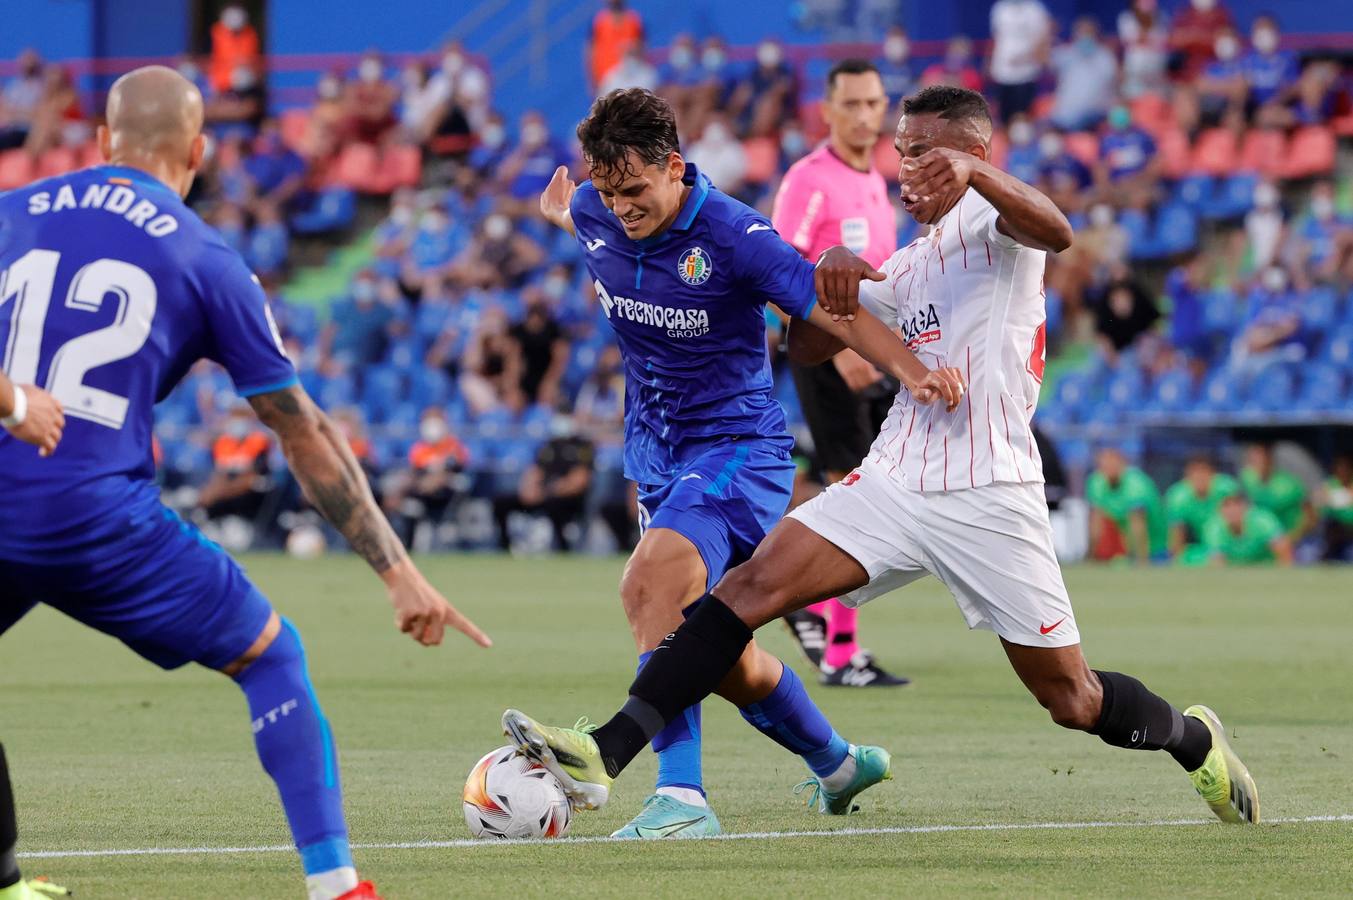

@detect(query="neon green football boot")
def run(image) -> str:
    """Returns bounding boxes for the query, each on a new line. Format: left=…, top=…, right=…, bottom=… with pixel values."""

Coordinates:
left=0, top=877, right=71, bottom=900
left=502, top=709, right=613, bottom=810
left=794, top=744, right=893, bottom=815
left=1184, top=705, right=1259, bottom=824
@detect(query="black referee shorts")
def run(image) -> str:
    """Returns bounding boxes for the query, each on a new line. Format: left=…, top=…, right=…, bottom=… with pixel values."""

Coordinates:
left=790, top=359, right=896, bottom=477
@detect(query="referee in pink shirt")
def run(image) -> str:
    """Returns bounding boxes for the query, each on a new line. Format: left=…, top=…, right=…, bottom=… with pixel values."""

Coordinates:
left=772, top=59, right=908, bottom=687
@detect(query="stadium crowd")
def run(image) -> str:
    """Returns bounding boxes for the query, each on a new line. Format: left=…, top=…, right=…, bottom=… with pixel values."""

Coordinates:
left=2, top=0, right=1351, bottom=563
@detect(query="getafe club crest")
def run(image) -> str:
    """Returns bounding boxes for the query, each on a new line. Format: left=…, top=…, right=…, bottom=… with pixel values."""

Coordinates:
left=678, top=247, right=711, bottom=285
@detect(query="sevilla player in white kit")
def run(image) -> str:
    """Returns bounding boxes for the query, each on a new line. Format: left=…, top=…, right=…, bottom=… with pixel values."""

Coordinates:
left=772, top=59, right=907, bottom=687
left=501, top=87, right=1259, bottom=829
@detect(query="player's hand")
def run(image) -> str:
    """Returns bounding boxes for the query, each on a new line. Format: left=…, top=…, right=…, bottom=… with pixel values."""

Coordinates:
left=911, top=366, right=967, bottom=413
left=814, top=245, right=885, bottom=321
left=539, top=165, right=577, bottom=235
left=832, top=349, right=883, bottom=392
left=900, top=149, right=977, bottom=225
left=4, top=386, right=65, bottom=457
left=385, top=561, right=492, bottom=648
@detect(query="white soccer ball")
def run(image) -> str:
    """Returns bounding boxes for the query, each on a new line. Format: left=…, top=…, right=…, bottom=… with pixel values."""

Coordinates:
left=285, top=524, right=327, bottom=559
left=462, top=746, right=572, bottom=840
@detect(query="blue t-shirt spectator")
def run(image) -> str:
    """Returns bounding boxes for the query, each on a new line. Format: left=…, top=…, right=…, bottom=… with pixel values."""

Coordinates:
left=1007, top=141, right=1042, bottom=185
left=1100, top=126, right=1157, bottom=181
left=1239, top=50, right=1298, bottom=106
left=1295, top=211, right=1352, bottom=266
left=1040, top=151, right=1092, bottom=191
left=1166, top=267, right=1209, bottom=360
left=1243, top=285, right=1303, bottom=346
left=329, top=285, right=397, bottom=366
left=243, top=134, right=307, bottom=198
left=247, top=220, right=290, bottom=278
left=507, top=139, right=570, bottom=202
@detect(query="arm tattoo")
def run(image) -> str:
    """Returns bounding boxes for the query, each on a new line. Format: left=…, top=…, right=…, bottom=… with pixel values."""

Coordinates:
left=249, top=386, right=406, bottom=575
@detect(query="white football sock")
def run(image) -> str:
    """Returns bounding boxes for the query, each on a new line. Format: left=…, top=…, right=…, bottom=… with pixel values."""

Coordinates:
left=656, top=785, right=708, bottom=807
left=306, top=866, right=359, bottom=900
left=819, top=744, right=858, bottom=793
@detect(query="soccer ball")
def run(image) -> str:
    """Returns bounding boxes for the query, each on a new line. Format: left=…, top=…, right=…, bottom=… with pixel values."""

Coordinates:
left=462, top=746, right=572, bottom=839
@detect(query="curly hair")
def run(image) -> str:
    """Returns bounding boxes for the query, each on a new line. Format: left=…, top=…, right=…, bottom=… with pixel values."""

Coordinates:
left=576, top=88, right=681, bottom=183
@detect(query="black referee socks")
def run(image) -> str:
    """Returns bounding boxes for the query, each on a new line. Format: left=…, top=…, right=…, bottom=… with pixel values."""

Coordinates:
left=591, top=594, right=754, bottom=778
left=1090, top=670, right=1213, bottom=772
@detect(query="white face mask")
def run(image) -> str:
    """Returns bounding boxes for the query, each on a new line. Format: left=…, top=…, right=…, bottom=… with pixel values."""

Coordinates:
left=231, top=67, right=255, bottom=91
left=481, top=125, right=505, bottom=149
left=1009, top=121, right=1034, bottom=145
left=484, top=216, right=511, bottom=241
left=401, top=68, right=422, bottom=89
left=1038, top=133, right=1063, bottom=158
left=1089, top=204, right=1115, bottom=228
left=318, top=78, right=340, bottom=100
left=420, top=417, right=448, bottom=443
left=178, top=62, right=200, bottom=82
left=390, top=206, right=414, bottom=227
left=1214, top=36, right=1239, bottom=60
left=1261, top=267, right=1288, bottom=293
left=353, top=281, right=377, bottom=303
left=442, top=52, right=464, bottom=75
left=421, top=212, right=447, bottom=233
left=1311, top=196, right=1336, bottom=221
left=884, top=37, right=909, bottom=62
left=702, top=48, right=725, bottom=70
left=1191, top=0, right=1215, bottom=11
left=521, top=123, right=547, bottom=147
left=1253, top=183, right=1279, bottom=209
left=757, top=43, right=781, bottom=68
left=704, top=123, right=730, bottom=143
left=225, top=417, right=250, bottom=439
left=222, top=7, right=247, bottom=29
left=359, top=59, right=382, bottom=83
left=1253, top=29, right=1279, bottom=54
left=670, top=46, right=694, bottom=69
left=543, top=276, right=569, bottom=300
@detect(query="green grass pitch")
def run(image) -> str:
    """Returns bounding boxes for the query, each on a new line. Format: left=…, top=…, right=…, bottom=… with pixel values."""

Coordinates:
left=4, top=556, right=1351, bottom=898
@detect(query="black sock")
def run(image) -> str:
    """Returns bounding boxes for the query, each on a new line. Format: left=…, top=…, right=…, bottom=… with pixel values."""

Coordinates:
left=591, top=594, right=753, bottom=778
left=1090, top=671, right=1212, bottom=772
left=0, top=744, right=21, bottom=890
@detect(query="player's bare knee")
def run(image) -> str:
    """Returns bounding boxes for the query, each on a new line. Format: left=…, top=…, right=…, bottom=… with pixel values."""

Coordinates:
left=714, top=561, right=790, bottom=629
left=1040, top=679, right=1101, bottom=731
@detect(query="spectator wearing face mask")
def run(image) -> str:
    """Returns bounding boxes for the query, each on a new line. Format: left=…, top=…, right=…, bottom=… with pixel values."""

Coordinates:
left=320, top=272, right=401, bottom=370
left=1117, top=0, right=1169, bottom=99
left=1194, top=25, right=1247, bottom=128
left=1289, top=181, right=1353, bottom=285
left=210, top=4, right=261, bottom=95
left=493, top=415, right=596, bottom=553
left=1240, top=15, right=1299, bottom=128
left=1231, top=265, right=1305, bottom=376
left=0, top=50, right=45, bottom=150
left=1168, top=0, right=1235, bottom=80
left=686, top=115, right=748, bottom=198
left=383, top=407, right=471, bottom=549
left=305, top=72, right=347, bottom=161
left=243, top=119, right=310, bottom=214
left=727, top=40, right=798, bottom=138
left=988, top=0, right=1053, bottom=122
left=1244, top=180, right=1285, bottom=274
left=1049, top=17, right=1118, bottom=132
left=343, top=51, right=398, bottom=145
left=247, top=202, right=290, bottom=284
left=407, top=206, right=465, bottom=278
left=204, top=61, right=266, bottom=139
left=920, top=36, right=983, bottom=92
left=466, top=112, right=509, bottom=177
left=658, top=34, right=703, bottom=131
left=399, top=61, right=442, bottom=144
left=1004, top=115, right=1041, bottom=184
left=450, top=214, right=545, bottom=290
left=198, top=404, right=273, bottom=524
left=1035, top=130, right=1092, bottom=213
left=1096, top=105, right=1161, bottom=211
left=495, top=112, right=570, bottom=214
left=589, top=0, right=645, bottom=91
left=877, top=26, right=914, bottom=110
left=599, top=42, right=659, bottom=96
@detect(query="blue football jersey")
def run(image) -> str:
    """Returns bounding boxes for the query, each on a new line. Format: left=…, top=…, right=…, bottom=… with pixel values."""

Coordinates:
left=572, top=163, right=817, bottom=484
left=0, top=166, right=296, bottom=562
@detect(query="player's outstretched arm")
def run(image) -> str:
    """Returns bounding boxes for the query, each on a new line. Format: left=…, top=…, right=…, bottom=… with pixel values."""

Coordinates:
left=249, top=384, right=492, bottom=649
left=0, top=373, right=64, bottom=457
left=539, top=165, right=577, bottom=236
left=803, top=305, right=966, bottom=412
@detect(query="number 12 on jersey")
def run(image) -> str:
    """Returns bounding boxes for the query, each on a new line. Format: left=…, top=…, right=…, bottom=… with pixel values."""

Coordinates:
left=0, top=248, right=157, bottom=429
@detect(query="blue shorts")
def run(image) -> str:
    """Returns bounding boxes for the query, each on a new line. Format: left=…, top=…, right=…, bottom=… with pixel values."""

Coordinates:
left=638, top=438, right=795, bottom=591
left=0, top=506, right=274, bottom=671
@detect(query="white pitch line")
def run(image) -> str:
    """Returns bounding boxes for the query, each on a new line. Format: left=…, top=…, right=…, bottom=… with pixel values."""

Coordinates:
left=18, top=813, right=1353, bottom=859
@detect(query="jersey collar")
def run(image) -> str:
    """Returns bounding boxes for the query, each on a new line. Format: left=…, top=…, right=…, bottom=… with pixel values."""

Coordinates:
left=634, top=163, right=710, bottom=249
left=95, top=165, right=179, bottom=198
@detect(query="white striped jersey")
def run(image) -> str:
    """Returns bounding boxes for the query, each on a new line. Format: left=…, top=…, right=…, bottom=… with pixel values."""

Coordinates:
left=858, top=188, right=1048, bottom=492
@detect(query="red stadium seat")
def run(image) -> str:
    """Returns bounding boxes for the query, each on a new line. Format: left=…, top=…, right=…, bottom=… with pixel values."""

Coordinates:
left=0, top=150, right=35, bottom=190
left=1238, top=129, right=1286, bottom=177
left=380, top=144, right=422, bottom=191
left=1029, top=94, right=1055, bottom=121
left=1156, top=126, right=1191, bottom=179
left=1280, top=125, right=1336, bottom=179
left=1332, top=112, right=1353, bottom=138
left=1129, top=93, right=1174, bottom=136
left=742, top=136, right=779, bottom=186
left=1064, top=132, right=1099, bottom=167
left=334, top=142, right=381, bottom=192
left=1188, top=128, right=1238, bottom=176
left=37, top=146, right=80, bottom=179
left=800, top=104, right=828, bottom=143
left=279, top=108, right=311, bottom=154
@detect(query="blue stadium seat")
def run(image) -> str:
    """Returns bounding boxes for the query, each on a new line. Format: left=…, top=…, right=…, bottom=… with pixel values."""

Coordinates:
left=1053, top=370, right=1098, bottom=420
left=1201, top=173, right=1257, bottom=221
left=1118, top=208, right=1155, bottom=260
left=1203, top=289, right=1240, bottom=336
left=1300, top=363, right=1347, bottom=410
left=1303, top=286, right=1342, bottom=332
left=1152, top=203, right=1200, bottom=257
left=1106, top=367, right=1149, bottom=420
left=384, top=402, right=422, bottom=439
left=1152, top=368, right=1197, bottom=413
left=1199, top=370, right=1242, bottom=415
left=316, top=373, right=357, bottom=409
left=1320, top=325, right=1353, bottom=365
left=408, top=367, right=452, bottom=408
left=520, top=404, right=554, bottom=440
left=290, top=188, right=356, bottom=235
left=1171, top=174, right=1212, bottom=209
left=360, top=366, right=405, bottom=421
left=1244, top=366, right=1296, bottom=413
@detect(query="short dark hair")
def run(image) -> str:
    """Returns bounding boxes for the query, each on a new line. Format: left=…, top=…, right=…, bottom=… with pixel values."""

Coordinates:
left=901, top=85, right=992, bottom=129
left=576, top=88, right=680, bottom=183
left=826, top=58, right=880, bottom=95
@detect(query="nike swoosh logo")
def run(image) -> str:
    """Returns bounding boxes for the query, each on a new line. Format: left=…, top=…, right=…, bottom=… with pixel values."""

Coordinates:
left=746, top=223, right=771, bottom=233
left=585, top=238, right=607, bottom=251
left=1039, top=617, right=1067, bottom=635
left=634, top=816, right=705, bottom=838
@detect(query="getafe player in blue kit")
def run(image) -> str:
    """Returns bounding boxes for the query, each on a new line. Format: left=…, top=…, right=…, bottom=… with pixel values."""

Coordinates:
left=0, top=67, right=490, bottom=900
left=520, top=88, right=964, bottom=835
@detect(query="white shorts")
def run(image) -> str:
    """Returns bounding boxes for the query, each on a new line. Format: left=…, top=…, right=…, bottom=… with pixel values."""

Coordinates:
left=788, top=461, right=1079, bottom=647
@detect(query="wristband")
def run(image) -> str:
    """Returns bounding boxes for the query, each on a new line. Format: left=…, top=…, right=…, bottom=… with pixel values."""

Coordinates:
left=1, top=384, right=27, bottom=428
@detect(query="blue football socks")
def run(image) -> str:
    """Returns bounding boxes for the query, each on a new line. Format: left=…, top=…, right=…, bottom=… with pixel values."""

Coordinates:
left=739, top=663, right=850, bottom=777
